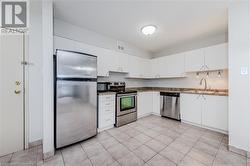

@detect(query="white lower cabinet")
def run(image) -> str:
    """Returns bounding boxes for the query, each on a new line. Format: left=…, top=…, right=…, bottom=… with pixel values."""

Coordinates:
left=98, top=94, right=116, bottom=131
left=137, top=91, right=161, bottom=118
left=202, top=95, right=228, bottom=131
left=137, top=92, right=153, bottom=118
left=180, top=94, right=202, bottom=125
left=180, top=93, right=228, bottom=132
left=152, top=92, right=160, bottom=115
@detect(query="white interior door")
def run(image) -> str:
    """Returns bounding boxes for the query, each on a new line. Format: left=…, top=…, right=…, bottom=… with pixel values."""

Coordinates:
left=0, top=33, right=24, bottom=156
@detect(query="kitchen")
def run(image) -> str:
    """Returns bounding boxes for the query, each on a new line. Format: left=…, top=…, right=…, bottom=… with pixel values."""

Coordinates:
left=0, top=0, right=249, bottom=166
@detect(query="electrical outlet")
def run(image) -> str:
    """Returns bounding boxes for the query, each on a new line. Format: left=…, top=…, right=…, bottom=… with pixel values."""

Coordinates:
left=240, top=67, right=248, bottom=75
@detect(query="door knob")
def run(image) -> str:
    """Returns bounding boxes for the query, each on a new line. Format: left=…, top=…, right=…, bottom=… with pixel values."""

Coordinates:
left=14, top=90, right=21, bottom=94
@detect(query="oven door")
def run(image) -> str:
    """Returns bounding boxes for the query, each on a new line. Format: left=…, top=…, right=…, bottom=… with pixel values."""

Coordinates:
left=117, top=93, right=137, bottom=116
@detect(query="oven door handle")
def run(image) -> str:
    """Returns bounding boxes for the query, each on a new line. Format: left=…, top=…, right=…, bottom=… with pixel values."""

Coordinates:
left=117, top=95, right=137, bottom=98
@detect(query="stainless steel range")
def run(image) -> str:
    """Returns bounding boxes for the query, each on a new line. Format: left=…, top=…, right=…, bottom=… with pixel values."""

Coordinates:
left=116, top=92, right=137, bottom=127
left=109, top=82, right=137, bottom=127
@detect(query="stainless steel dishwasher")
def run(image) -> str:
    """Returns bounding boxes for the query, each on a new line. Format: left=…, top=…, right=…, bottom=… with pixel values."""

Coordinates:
left=160, top=92, right=180, bottom=120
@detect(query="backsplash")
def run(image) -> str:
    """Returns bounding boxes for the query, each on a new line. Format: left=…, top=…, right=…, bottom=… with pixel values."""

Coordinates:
left=98, top=70, right=228, bottom=89
left=145, top=70, right=228, bottom=89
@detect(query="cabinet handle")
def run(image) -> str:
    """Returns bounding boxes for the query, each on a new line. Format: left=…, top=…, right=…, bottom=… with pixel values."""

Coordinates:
left=105, top=109, right=111, bottom=112
left=106, top=119, right=111, bottom=121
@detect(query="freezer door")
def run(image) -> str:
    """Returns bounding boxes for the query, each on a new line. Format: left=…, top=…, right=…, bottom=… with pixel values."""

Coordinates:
left=56, top=80, right=97, bottom=148
left=56, top=50, right=97, bottom=78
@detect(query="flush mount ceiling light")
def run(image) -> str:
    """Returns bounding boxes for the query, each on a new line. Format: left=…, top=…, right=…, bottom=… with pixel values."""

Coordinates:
left=141, top=25, right=157, bottom=36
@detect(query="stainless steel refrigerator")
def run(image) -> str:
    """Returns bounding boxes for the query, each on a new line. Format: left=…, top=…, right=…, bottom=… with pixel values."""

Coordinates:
left=54, top=49, right=97, bottom=149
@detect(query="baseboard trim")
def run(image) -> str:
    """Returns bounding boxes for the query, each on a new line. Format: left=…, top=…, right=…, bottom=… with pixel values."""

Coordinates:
left=43, top=149, right=55, bottom=160
left=228, top=145, right=248, bottom=157
left=151, top=112, right=161, bottom=116
left=138, top=113, right=152, bottom=119
left=28, top=139, right=42, bottom=148
left=181, top=120, right=228, bottom=135
left=98, top=125, right=114, bottom=132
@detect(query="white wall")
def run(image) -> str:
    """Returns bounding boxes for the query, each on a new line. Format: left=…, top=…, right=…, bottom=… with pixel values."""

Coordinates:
left=154, top=33, right=228, bottom=58
left=42, top=0, right=54, bottom=156
left=28, top=0, right=43, bottom=143
left=54, top=19, right=151, bottom=59
left=228, top=1, right=250, bottom=152
left=145, top=70, right=228, bottom=89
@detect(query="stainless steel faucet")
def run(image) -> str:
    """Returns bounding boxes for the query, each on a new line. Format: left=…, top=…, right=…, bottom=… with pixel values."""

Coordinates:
left=200, top=78, right=207, bottom=90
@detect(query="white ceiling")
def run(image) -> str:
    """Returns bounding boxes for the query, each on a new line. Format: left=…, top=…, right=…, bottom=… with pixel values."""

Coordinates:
left=54, top=0, right=229, bottom=54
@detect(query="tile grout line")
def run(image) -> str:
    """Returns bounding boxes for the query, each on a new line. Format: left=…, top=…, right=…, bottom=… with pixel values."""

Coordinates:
left=211, top=135, right=224, bottom=166
left=98, top=132, right=123, bottom=166
left=105, top=126, right=146, bottom=165
left=7, top=153, right=14, bottom=164
left=80, top=143, right=94, bottom=166
left=60, top=150, right=66, bottom=166
left=176, top=130, right=205, bottom=165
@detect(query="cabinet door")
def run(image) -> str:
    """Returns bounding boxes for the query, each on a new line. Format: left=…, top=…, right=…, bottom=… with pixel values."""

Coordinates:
left=127, top=55, right=145, bottom=78
left=163, top=53, right=185, bottom=77
left=204, top=43, right=228, bottom=70
left=150, top=57, right=164, bottom=78
left=185, top=49, right=204, bottom=72
left=97, top=50, right=117, bottom=76
left=137, top=92, right=153, bottom=118
left=152, top=92, right=160, bottom=115
left=180, top=94, right=202, bottom=125
left=202, top=95, right=228, bottom=131
left=115, top=52, right=129, bottom=73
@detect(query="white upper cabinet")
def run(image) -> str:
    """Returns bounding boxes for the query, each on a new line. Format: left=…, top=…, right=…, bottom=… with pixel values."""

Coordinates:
left=185, top=49, right=204, bottom=72
left=204, top=43, right=228, bottom=71
left=185, top=43, right=228, bottom=72
left=151, top=53, right=186, bottom=78
left=126, top=55, right=150, bottom=78
left=115, top=52, right=130, bottom=73
left=55, top=36, right=228, bottom=78
left=97, top=50, right=117, bottom=77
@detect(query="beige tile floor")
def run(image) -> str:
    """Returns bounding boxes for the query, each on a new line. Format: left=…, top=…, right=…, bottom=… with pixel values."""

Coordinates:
left=0, top=115, right=249, bottom=166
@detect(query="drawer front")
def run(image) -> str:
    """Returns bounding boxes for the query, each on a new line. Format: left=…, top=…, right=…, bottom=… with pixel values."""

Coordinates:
left=99, top=106, right=115, bottom=116
left=99, top=95, right=115, bottom=102
left=99, top=100, right=115, bottom=108
left=99, top=112, right=115, bottom=128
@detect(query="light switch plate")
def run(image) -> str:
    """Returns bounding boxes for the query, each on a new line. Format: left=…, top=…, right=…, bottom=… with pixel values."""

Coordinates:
left=240, top=67, right=248, bottom=75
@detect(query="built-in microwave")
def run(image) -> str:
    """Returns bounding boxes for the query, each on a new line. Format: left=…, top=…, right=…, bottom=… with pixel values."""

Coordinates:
left=97, top=82, right=111, bottom=92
